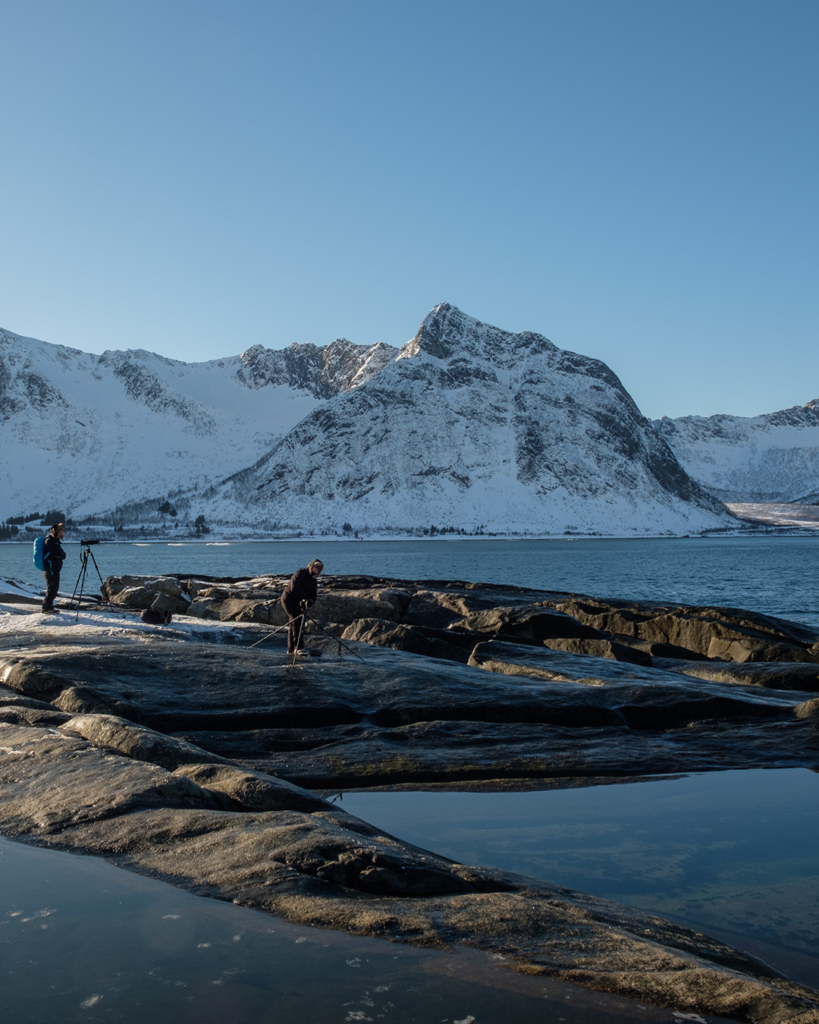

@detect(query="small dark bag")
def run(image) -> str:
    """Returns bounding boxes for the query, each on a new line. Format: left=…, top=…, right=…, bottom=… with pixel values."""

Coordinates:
left=141, top=608, right=173, bottom=625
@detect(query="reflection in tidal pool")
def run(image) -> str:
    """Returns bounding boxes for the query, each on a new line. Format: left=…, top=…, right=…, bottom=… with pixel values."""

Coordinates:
left=342, top=768, right=819, bottom=990
left=0, top=837, right=728, bottom=1024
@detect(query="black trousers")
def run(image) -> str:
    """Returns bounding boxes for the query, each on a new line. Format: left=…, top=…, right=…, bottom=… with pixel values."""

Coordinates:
left=281, top=595, right=306, bottom=652
left=42, top=569, right=60, bottom=610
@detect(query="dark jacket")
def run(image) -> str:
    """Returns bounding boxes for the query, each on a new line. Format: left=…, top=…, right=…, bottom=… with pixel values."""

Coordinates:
left=281, top=568, right=318, bottom=608
left=43, top=535, right=66, bottom=576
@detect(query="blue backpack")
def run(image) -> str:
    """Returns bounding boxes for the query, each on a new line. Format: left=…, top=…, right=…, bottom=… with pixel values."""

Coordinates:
left=33, top=536, right=46, bottom=571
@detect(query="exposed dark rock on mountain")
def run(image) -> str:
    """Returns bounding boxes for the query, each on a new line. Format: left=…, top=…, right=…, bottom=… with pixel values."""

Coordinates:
left=235, top=338, right=397, bottom=397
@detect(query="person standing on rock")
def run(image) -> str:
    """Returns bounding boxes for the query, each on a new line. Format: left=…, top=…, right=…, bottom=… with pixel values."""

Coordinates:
left=41, top=522, right=66, bottom=613
left=280, top=560, right=324, bottom=655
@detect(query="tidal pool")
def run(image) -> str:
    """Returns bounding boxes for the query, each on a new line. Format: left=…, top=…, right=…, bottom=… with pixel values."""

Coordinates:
left=0, top=837, right=730, bottom=1024
left=341, top=768, right=819, bottom=990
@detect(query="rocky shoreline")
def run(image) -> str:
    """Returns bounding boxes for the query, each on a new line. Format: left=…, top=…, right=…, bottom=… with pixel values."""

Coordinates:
left=2, top=573, right=819, bottom=1022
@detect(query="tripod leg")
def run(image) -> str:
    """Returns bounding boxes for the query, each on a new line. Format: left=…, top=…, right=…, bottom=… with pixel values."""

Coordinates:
left=291, top=612, right=307, bottom=665
left=72, top=554, right=89, bottom=621
left=248, top=621, right=290, bottom=649
left=70, top=554, right=86, bottom=605
left=88, top=549, right=105, bottom=592
left=302, top=613, right=366, bottom=662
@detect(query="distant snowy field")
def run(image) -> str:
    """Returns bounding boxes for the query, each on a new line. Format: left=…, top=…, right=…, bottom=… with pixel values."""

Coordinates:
left=728, top=503, right=819, bottom=529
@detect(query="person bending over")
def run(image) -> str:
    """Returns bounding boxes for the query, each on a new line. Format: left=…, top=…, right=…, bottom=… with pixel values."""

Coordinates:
left=42, top=522, right=66, bottom=613
left=280, top=559, right=324, bottom=654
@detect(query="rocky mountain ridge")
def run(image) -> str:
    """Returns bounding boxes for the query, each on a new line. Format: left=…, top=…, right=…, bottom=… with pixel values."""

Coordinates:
left=654, top=399, right=819, bottom=503
left=0, top=326, right=393, bottom=519
left=4, top=305, right=813, bottom=536
left=200, top=304, right=729, bottom=535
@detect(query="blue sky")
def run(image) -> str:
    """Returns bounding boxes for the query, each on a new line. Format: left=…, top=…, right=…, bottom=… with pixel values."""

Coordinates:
left=1, top=0, right=816, bottom=419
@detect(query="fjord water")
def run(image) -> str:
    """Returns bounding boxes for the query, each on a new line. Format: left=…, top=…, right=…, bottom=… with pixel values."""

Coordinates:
left=342, top=768, right=819, bottom=990
left=2, top=534, right=819, bottom=629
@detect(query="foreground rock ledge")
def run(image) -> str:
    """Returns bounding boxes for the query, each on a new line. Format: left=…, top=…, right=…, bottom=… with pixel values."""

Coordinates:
left=1, top=630, right=816, bottom=786
left=0, top=713, right=818, bottom=1024
left=3, top=573, right=819, bottom=1021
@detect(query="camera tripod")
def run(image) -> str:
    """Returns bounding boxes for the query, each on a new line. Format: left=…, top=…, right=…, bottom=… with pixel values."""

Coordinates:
left=70, top=542, right=105, bottom=618
left=249, top=606, right=365, bottom=664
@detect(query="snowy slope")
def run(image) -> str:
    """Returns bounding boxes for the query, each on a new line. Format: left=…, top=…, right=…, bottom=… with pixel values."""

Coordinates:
left=0, top=328, right=395, bottom=518
left=200, top=305, right=732, bottom=536
left=655, top=400, right=819, bottom=503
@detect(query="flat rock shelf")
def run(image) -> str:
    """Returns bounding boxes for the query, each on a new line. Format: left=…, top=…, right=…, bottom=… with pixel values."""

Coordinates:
left=2, top=572, right=819, bottom=1023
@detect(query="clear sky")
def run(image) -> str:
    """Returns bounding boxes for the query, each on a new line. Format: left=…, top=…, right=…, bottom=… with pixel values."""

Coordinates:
left=1, top=0, right=816, bottom=419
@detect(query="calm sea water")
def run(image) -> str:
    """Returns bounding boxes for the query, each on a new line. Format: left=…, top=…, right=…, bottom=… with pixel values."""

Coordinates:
left=343, top=769, right=819, bottom=991
left=2, top=535, right=818, bottom=629
left=0, top=836, right=722, bottom=1024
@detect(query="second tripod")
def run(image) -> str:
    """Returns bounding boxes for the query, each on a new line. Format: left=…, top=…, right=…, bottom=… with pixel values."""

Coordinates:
left=70, top=540, right=105, bottom=617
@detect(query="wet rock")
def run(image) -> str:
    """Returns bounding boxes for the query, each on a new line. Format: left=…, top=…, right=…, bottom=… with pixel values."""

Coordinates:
left=555, top=597, right=819, bottom=663
left=2, top=629, right=814, bottom=788
left=452, top=604, right=604, bottom=642
left=148, top=591, right=186, bottom=614
left=2, top=716, right=818, bottom=1021
left=102, top=575, right=191, bottom=615
left=342, top=618, right=473, bottom=663
left=706, top=635, right=818, bottom=663
left=0, top=684, right=72, bottom=726
left=52, top=684, right=140, bottom=718
left=0, top=654, right=68, bottom=697
left=173, top=762, right=332, bottom=813
left=0, top=721, right=222, bottom=834
left=313, top=589, right=410, bottom=624
left=795, top=697, right=819, bottom=720
left=401, top=589, right=473, bottom=627
left=5, top=573, right=819, bottom=1020
left=543, top=637, right=652, bottom=666
left=612, top=636, right=710, bottom=661
left=0, top=687, right=61, bottom=712
left=467, top=641, right=795, bottom=728
left=655, top=659, right=819, bottom=693
left=197, top=597, right=281, bottom=623
left=97, top=574, right=819, bottom=672
left=0, top=704, right=71, bottom=727
left=62, top=713, right=237, bottom=771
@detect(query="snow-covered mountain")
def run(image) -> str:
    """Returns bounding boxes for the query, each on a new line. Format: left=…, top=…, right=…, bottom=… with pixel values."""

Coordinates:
left=654, top=400, right=819, bottom=503
left=0, top=327, right=396, bottom=518
left=199, top=305, right=731, bottom=535
left=1, top=306, right=744, bottom=536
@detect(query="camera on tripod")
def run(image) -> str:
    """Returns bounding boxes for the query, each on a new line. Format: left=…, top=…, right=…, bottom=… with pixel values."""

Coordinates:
left=71, top=539, right=106, bottom=610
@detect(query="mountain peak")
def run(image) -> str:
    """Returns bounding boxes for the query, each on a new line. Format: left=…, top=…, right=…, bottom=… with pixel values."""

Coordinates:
left=399, top=304, right=557, bottom=366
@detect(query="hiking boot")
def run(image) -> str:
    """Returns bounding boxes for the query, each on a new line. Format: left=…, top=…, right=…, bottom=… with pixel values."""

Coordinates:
left=42, top=607, right=60, bottom=614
